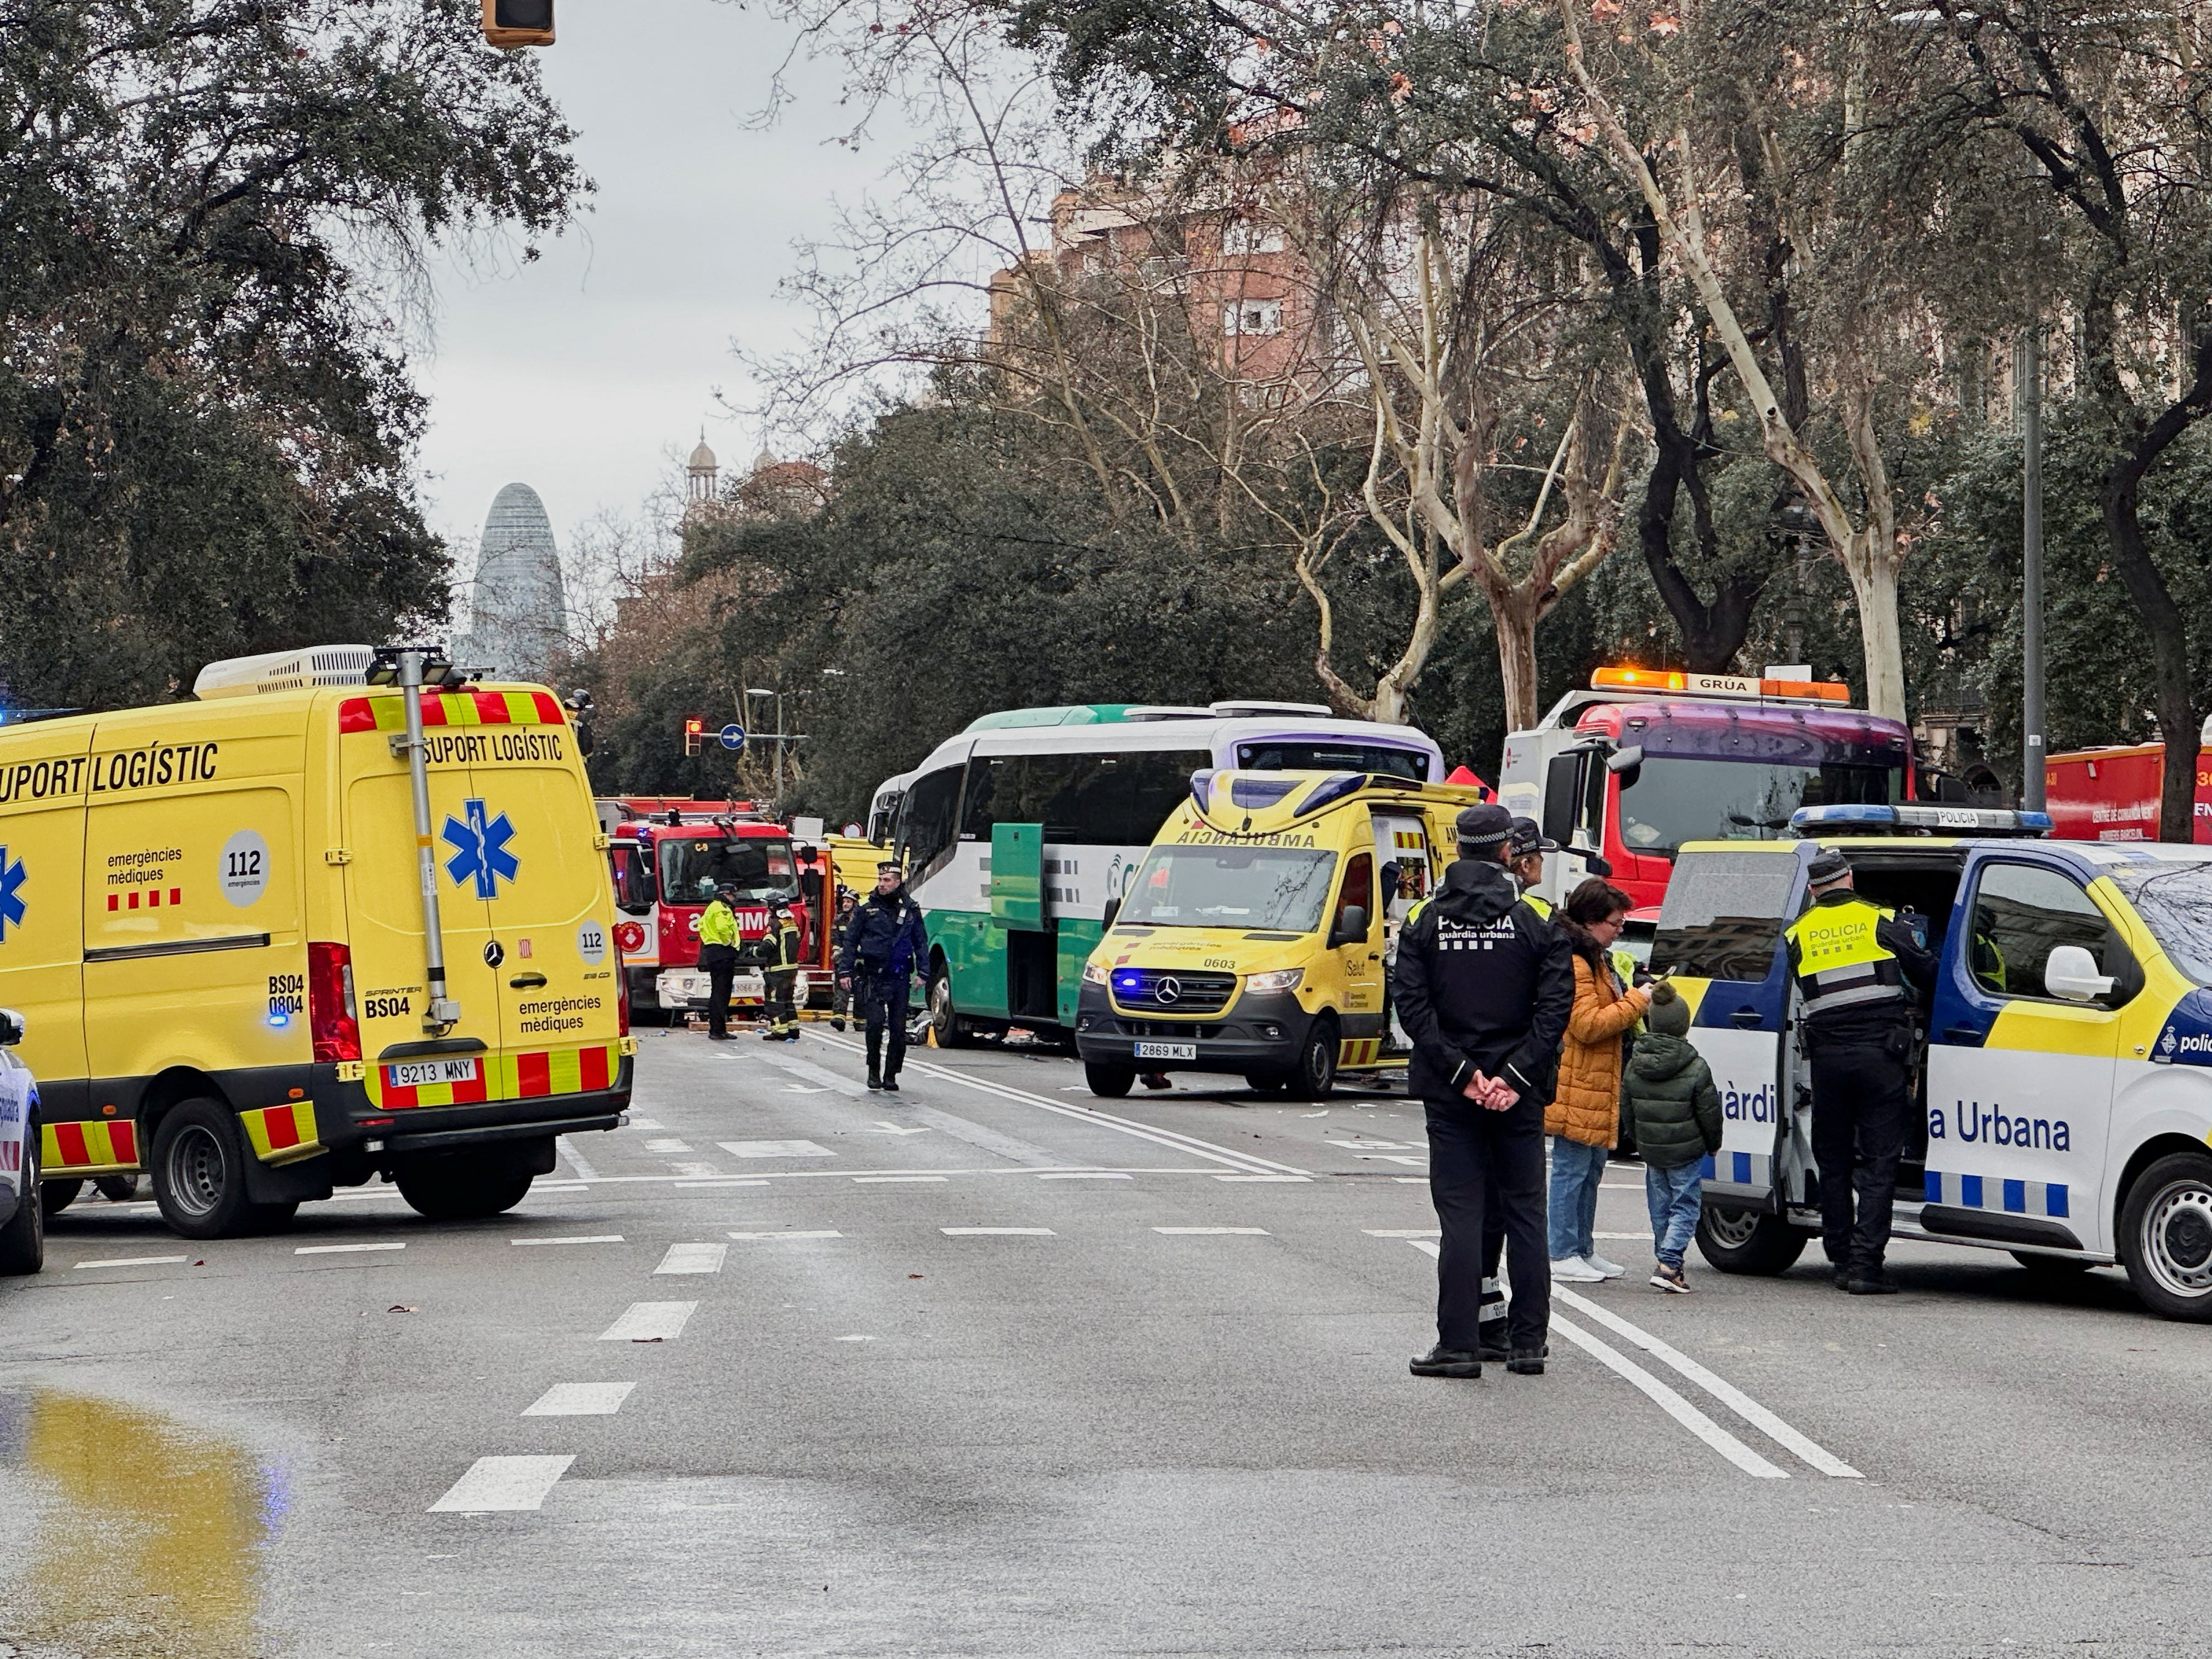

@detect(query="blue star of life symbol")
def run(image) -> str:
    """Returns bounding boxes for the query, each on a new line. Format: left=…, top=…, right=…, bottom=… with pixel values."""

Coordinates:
left=0, top=847, right=22, bottom=944
left=442, top=799, right=520, bottom=899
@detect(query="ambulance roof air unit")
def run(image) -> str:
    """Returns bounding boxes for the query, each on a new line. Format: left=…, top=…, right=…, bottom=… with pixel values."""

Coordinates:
left=193, top=645, right=381, bottom=700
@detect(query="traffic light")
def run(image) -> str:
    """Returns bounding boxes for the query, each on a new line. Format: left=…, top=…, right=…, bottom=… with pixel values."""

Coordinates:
left=482, top=0, right=554, bottom=48
left=682, top=716, right=706, bottom=757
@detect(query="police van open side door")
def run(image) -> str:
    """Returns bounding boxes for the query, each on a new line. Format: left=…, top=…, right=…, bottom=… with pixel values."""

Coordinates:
left=1650, top=845, right=1808, bottom=1207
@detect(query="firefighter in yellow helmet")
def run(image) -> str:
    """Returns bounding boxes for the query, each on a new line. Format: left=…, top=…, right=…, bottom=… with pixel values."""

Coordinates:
left=760, top=897, right=804, bottom=1042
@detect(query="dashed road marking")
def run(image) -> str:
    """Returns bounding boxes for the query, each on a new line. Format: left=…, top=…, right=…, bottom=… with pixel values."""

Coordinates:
left=654, top=1243, right=727, bottom=1275
left=644, top=1138, right=694, bottom=1154
left=523, top=1383, right=635, bottom=1417
left=72, top=1255, right=189, bottom=1269
left=719, top=1139, right=834, bottom=1159
left=599, top=1302, right=696, bottom=1341
left=668, top=1161, right=722, bottom=1178
left=1037, top=1172, right=1132, bottom=1181
left=511, top=1235, right=624, bottom=1247
left=726, top=1230, right=843, bottom=1242
left=430, top=1455, right=574, bottom=1513
left=1363, top=1229, right=1441, bottom=1239
left=559, top=1138, right=600, bottom=1181
left=941, top=1227, right=1057, bottom=1236
left=296, top=1242, right=404, bottom=1255
left=1215, top=1173, right=1312, bottom=1183
left=1153, top=1226, right=1269, bottom=1235
left=853, top=1174, right=947, bottom=1184
left=674, top=1178, right=770, bottom=1189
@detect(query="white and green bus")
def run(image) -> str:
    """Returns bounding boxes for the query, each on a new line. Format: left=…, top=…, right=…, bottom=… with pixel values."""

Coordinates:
left=883, top=702, right=1446, bottom=1045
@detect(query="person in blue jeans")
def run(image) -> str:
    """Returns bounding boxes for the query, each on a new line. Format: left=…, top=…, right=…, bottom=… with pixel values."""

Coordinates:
left=1545, top=880, right=1649, bottom=1282
left=1620, top=981, right=1724, bottom=1291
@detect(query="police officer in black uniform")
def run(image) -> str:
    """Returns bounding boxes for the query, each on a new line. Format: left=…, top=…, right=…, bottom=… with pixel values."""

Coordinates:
left=1783, top=848, right=1936, bottom=1294
left=838, top=861, right=929, bottom=1091
left=1394, top=803, right=1576, bottom=1378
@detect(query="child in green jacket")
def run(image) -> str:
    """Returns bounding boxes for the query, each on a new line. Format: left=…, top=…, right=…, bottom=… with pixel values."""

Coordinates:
left=1622, top=983, right=1724, bottom=1293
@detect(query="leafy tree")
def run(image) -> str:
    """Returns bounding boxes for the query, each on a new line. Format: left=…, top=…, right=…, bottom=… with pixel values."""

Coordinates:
left=0, top=1, right=585, bottom=712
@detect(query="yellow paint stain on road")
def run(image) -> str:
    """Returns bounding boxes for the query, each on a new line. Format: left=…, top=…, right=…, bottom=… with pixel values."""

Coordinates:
left=3, top=1390, right=280, bottom=1657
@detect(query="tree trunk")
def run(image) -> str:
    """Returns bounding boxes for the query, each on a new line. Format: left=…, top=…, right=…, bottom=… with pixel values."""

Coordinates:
left=1840, top=538, right=1906, bottom=724
left=2103, top=456, right=2203, bottom=842
left=1492, top=589, right=1543, bottom=733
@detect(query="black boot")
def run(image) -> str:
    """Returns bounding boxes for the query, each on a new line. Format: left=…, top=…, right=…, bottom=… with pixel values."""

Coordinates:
left=1475, top=1318, right=1509, bottom=1363
left=1847, top=1268, right=1899, bottom=1295
left=1506, top=1345, right=1549, bottom=1375
left=881, top=1075, right=901, bottom=1093
left=866, top=1070, right=883, bottom=1090
left=1408, top=1345, right=1481, bottom=1379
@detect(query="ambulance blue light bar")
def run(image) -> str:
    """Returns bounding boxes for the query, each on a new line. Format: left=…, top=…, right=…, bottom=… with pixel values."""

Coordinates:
left=1789, top=804, right=2053, bottom=837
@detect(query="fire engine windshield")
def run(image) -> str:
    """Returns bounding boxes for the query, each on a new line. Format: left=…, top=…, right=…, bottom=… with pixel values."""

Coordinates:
left=657, top=836, right=799, bottom=906
left=1117, top=845, right=1339, bottom=933
left=1617, top=757, right=1900, bottom=855
left=2107, top=861, right=2212, bottom=985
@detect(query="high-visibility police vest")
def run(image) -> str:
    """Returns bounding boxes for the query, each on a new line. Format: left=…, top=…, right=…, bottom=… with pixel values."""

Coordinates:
left=1519, top=892, right=1553, bottom=921
left=698, top=900, right=737, bottom=949
left=1784, top=898, right=1908, bottom=1022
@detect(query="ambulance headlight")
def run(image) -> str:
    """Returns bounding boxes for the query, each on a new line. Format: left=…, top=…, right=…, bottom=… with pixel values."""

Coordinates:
left=1081, top=961, right=1110, bottom=986
left=1246, top=968, right=1303, bottom=993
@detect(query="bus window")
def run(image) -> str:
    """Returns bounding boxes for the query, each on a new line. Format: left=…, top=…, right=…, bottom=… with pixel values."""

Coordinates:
left=957, top=750, right=1206, bottom=846
left=896, top=764, right=964, bottom=878
left=1237, top=741, right=1431, bottom=781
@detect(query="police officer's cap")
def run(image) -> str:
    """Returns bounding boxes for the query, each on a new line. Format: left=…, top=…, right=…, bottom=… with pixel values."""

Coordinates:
left=876, top=860, right=902, bottom=876
left=1506, top=816, right=1559, bottom=858
left=1455, top=803, right=1514, bottom=849
left=1807, top=848, right=1853, bottom=887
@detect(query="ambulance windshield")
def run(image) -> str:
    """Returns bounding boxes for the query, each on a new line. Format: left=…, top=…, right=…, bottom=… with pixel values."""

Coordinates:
left=1616, top=757, right=1899, bottom=855
left=1118, top=845, right=1339, bottom=933
left=658, top=835, right=799, bottom=906
left=2108, top=861, right=2212, bottom=985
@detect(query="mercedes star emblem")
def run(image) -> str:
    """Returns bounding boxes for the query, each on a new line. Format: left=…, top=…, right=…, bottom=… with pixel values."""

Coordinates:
left=1155, top=976, right=1182, bottom=1003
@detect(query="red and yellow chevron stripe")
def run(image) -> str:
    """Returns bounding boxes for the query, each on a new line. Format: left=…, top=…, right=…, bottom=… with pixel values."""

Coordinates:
left=42, top=1119, right=139, bottom=1175
left=368, top=1042, right=625, bottom=1110
left=338, top=688, right=566, bottom=735
left=1391, top=829, right=1426, bottom=849
left=240, top=1102, right=322, bottom=1165
left=1336, top=1036, right=1387, bottom=1069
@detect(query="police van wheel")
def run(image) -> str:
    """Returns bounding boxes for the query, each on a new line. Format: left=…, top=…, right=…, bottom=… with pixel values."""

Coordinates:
left=151, top=1101, right=258, bottom=1240
left=1286, top=1018, right=1338, bottom=1102
left=2120, top=1151, right=2212, bottom=1321
left=1084, top=1063, right=1136, bottom=1099
left=39, top=1179, right=82, bottom=1219
left=1694, top=1204, right=1807, bottom=1276
left=0, top=1133, right=44, bottom=1276
left=393, top=1159, right=534, bottom=1222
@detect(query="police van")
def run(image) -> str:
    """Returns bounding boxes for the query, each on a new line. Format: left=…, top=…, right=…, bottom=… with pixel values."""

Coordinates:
left=0, top=645, right=634, bottom=1240
left=0, top=1008, right=41, bottom=1272
left=1073, top=769, right=1479, bottom=1099
left=1656, top=804, right=2212, bottom=1319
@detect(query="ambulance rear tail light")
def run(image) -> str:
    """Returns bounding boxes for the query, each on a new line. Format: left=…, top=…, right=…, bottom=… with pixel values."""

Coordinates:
left=308, top=942, right=362, bottom=1063
left=1590, top=667, right=1851, bottom=704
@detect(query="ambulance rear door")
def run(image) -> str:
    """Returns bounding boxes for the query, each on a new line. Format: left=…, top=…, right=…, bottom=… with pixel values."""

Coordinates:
left=471, top=712, right=624, bottom=1068
left=339, top=694, right=503, bottom=1106
left=1650, top=845, right=1808, bottom=1207
left=0, top=721, right=91, bottom=1110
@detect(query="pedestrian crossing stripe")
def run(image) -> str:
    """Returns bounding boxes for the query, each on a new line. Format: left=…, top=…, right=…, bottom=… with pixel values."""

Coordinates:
left=337, top=687, right=566, bottom=736
left=1924, top=1170, right=2069, bottom=1218
left=368, top=1041, right=628, bottom=1109
left=240, top=1101, right=323, bottom=1165
left=1336, top=1036, right=1386, bottom=1068
left=42, top=1118, right=139, bottom=1175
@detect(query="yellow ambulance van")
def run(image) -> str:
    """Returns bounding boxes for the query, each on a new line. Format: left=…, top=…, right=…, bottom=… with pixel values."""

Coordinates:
left=1073, top=769, right=1480, bottom=1099
left=0, top=645, right=634, bottom=1239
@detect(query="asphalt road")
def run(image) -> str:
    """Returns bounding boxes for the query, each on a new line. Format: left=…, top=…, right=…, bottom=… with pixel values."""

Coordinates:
left=2, top=1026, right=2209, bottom=1658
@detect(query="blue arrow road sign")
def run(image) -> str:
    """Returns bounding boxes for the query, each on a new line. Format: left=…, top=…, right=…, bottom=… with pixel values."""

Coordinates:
left=719, top=724, right=746, bottom=752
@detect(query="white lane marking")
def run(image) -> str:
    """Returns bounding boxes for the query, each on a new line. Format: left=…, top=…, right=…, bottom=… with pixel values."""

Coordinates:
left=864, top=1121, right=932, bottom=1136
left=523, top=1382, right=635, bottom=1417
left=72, top=1255, right=190, bottom=1269
left=719, top=1140, right=834, bottom=1159
left=1392, top=1176, right=1427, bottom=1184
left=1594, top=1231, right=1656, bottom=1240
left=1363, top=1229, right=1441, bottom=1239
left=1038, top=1172, right=1131, bottom=1181
left=853, top=1175, right=947, bottom=1184
left=783, top=1085, right=832, bottom=1094
left=1551, top=1286, right=1863, bottom=1478
left=804, top=1032, right=1308, bottom=1176
left=674, top=1179, right=770, bottom=1189
left=758, top=1051, right=1069, bottom=1167
left=644, top=1138, right=693, bottom=1154
left=624, top=1118, right=666, bottom=1130
left=429, top=1455, right=575, bottom=1513
left=599, top=1302, right=696, bottom=1341
left=1215, top=1173, right=1312, bottom=1183
left=1356, top=1154, right=1428, bottom=1166
left=296, top=1242, right=404, bottom=1255
left=941, top=1227, right=1057, bottom=1236
left=535, top=1181, right=589, bottom=1192
left=511, top=1235, right=624, bottom=1247
left=560, top=1138, right=600, bottom=1181
left=654, top=1243, right=727, bottom=1275
left=668, top=1161, right=723, bottom=1178
left=835, top=1334, right=878, bottom=1341
left=1404, top=1241, right=1790, bottom=1481
left=727, top=1230, right=843, bottom=1242
left=1153, top=1226, right=1269, bottom=1235
left=1333, top=1140, right=1412, bottom=1150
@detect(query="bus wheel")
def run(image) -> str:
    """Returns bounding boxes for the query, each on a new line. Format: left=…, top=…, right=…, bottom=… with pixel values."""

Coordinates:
left=1084, top=1063, right=1135, bottom=1098
left=928, top=967, right=975, bottom=1049
left=1694, top=1203, right=1807, bottom=1276
left=1287, top=1017, right=1338, bottom=1102
left=2120, top=1151, right=2212, bottom=1321
left=394, top=1158, right=534, bottom=1222
left=39, top=1179, right=82, bottom=1219
left=0, top=1133, right=43, bottom=1275
left=151, top=1101, right=258, bottom=1240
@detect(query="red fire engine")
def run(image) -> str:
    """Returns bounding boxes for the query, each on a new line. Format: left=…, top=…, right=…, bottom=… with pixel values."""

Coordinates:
left=2044, top=727, right=2212, bottom=843
left=596, top=798, right=826, bottom=1020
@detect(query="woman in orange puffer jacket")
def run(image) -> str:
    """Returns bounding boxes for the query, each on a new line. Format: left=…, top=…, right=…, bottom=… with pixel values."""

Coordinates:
left=1546, top=879, right=1651, bottom=1282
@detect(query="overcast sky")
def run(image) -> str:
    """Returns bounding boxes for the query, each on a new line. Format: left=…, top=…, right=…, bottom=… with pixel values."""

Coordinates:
left=414, top=1, right=893, bottom=569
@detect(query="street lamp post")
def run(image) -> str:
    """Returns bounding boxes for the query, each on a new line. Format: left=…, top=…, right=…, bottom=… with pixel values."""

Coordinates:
left=2018, top=329, right=2046, bottom=811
